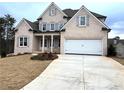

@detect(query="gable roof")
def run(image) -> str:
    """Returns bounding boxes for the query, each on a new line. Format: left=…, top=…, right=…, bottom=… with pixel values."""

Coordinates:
left=16, top=3, right=110, bottom=33
left=24, top=19, right=39, bottom=30
left=62, top=9, right=106, bottom=19
left=15, top=18, right=38, bottom=31
left=37, top=2, right=67, bottom=20
left=61, top=5, right=110, bottom=30
left=15, top=18, right=32, bottom=29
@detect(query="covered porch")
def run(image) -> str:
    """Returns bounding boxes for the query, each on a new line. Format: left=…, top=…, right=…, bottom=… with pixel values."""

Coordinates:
left=33, top=33, right=60, bottom=53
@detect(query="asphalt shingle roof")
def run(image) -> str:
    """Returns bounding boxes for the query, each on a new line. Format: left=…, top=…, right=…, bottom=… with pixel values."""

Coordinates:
left=23, top=8, right=107, bottom=31
left=24, top=19, right=39, bottom=30
left=62, top=9, right=106, bottom=18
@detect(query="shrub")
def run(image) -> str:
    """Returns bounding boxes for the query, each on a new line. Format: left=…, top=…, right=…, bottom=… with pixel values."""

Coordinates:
left=1, top=49, right=7, bottom=58
left=31, top=52, right=58, bottom=60
left=17, top=53, right=23, bottom=55
left=24, top=52, right=31, bottom=54
left=107, top=44, right=116, bottom=56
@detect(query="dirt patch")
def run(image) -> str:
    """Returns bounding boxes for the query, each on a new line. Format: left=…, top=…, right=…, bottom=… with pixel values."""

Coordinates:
left=0, top=54, right=52, bottom=90
left=112, top=57, right=124, bottom=65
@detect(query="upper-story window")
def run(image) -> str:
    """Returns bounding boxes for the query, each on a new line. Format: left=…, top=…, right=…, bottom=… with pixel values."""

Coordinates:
left=50, top=8, right=55, bottom=16
left=50, top=23, right=55, bottom=31
left=42, top=24, right=47, bottom=31
left=40, top=23, right=64, bottom=31
left=79, top=16, right=86, bottom=26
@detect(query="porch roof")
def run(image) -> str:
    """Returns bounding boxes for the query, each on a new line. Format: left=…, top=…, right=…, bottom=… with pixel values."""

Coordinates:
left=29, top=29, right=65, bottom=33
left=34, top=32, right=60, bottom=36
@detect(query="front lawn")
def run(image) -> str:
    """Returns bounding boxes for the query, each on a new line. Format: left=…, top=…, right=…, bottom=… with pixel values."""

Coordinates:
left=112, top=57, right=124, bottom=65
left=0, top=54, right=52, bottom=90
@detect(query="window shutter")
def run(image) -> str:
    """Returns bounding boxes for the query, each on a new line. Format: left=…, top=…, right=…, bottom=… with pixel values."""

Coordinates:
left=59, top=23, right=63, bottom=29
left=46, top=23, right=50, bottom=31
left=76, top=16, right=79, bottom=26
left=55, top=23, right=58, bottom=30
left=58, top=23, right=60, bottom=30
left=86, top=15, right=90, bottom=26
left=27, top=37, right=30, bottom=47
left=39, top=22, right=42, bottom=31
left=55, top=8, right=57, bottom=15
left=17, top=37, right=19, bottom=47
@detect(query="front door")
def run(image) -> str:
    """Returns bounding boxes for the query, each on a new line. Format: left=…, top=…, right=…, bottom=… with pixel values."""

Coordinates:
left=40, top=36, right=51, bottom=51
left=44, top=37, right=51, bottom=48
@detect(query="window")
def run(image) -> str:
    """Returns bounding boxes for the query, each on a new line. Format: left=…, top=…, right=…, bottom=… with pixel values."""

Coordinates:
left=44, top=38, right=51, bottom=48
left=53, top=38, right=60, bottom=48
left=24, top=37, right=27, bottom=46
left=20, top=37, right=23, bottom=46
left=44, top=38, right=47, bottom=47
left=51, top=9, right=55, bottom=16
left=50, top=23, right=55, bottom=31
left=42, top=24, right=47, bottom=31
left=79, top=16, right=86, bottom=26
left=19, top=37, right=28, bottom=47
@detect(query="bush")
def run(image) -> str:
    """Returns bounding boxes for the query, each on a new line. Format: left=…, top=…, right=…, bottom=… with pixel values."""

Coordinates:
left=17, top=53, right=23, bottom=55
left=107, top=44, right=116, bottom=56
left=31, top=52, right=58, bottom=60
left=1, top=51, right=6, bottom=58
left=1, top=49, right=7, bottom=58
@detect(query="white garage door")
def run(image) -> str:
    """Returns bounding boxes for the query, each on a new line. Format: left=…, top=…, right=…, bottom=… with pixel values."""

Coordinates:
left=64, top=40, right=102, bottom=55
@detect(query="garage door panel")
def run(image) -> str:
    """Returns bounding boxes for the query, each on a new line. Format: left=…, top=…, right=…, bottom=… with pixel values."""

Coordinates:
left=64, top=40, right=102, bottom=55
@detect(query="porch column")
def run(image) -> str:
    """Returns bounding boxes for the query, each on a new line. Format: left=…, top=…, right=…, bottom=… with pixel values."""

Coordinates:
left=42, top=35, right=45, bottom=53
left=51, top=35, right=53, bottom=53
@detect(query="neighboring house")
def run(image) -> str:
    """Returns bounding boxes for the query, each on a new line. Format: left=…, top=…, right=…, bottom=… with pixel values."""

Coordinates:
left=14, top=2, right=111, bottom=56
left=108, top=37, right=124, bottom=47
left=108, top=37, right=124, bottom=58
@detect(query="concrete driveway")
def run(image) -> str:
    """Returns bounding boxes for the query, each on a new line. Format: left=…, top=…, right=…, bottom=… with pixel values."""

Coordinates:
left=22, top=55, right=124, bottom=90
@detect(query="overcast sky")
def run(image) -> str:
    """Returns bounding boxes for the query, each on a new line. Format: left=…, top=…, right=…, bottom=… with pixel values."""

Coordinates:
left=0, top=2, right=124, bottom=39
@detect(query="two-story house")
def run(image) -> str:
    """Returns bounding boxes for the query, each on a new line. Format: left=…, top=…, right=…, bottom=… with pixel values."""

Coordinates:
left=14, top=2, right=111, bottom=56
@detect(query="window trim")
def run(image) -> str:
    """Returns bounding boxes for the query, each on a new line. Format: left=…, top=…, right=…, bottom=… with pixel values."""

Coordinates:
left=50, top=23, right=55, bottom=31
left=79, top=16, right=86, bottom=27
left=51, top=8, right=55, bottom=16
left=42, top=23, right=47, bottom=31
left=19, top=36, right=28, bottom=47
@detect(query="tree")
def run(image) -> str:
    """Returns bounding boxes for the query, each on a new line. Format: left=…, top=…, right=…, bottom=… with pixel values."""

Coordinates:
left=0, top=14, right=16, bottom=57
left=108, top=44, right=116, bottom=56
left=0, top=17, right=5, bottom=56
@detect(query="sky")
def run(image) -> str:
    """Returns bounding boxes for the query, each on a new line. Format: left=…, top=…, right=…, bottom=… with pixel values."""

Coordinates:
left=0, top=1, right=124, bottom=39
